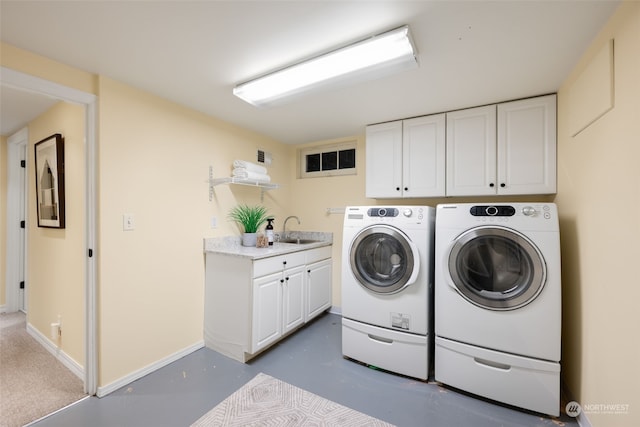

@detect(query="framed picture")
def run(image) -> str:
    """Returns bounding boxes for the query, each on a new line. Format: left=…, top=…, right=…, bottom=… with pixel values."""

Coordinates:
left=34, top=133, right=65, bottom=228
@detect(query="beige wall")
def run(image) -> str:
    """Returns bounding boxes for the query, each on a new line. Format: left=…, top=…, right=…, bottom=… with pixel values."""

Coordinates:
left=0, top=42, right=96, bottom=95
left=96, top=76, right=292, bottom=387
left=27, top=101, right=86, bottom=366
left=556, top=2, right=639, bottom=426
left=0, top=135, right=6, bottom=308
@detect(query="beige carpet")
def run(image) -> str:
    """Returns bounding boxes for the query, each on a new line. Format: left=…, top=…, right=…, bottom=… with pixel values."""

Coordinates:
left=0, top=312, right=87, bottom=427
left=192, top=373, right=396, bottom=426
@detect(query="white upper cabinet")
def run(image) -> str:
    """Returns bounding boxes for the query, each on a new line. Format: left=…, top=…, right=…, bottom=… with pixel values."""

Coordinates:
left=446, top=105, right=497, bottom=196
left=497, top=94, right=557, bottom=195
left=446, top=94, right=557, bottom=196
left=366, top=94, right=556, bottom=198
left=365, top=121, right=402, bottom=198
left=366, top=114, right=446, bottom=198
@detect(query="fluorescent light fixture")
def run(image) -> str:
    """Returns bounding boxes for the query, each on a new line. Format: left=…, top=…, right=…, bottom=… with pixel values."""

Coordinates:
left=233, top=25, right=418, bottom=107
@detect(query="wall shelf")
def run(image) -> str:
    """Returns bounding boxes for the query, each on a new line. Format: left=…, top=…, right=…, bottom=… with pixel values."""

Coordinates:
left=208, top=166, right=279, bottom=201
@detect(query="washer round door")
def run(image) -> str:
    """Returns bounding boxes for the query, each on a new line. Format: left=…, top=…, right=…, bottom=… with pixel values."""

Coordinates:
left=350, top=225, right=420, bottom=294
left=448, top=226, right=546, bottom=310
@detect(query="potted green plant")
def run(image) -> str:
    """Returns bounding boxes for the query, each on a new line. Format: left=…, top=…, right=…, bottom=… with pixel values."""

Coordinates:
left=228, top=204, right=270, bottom=246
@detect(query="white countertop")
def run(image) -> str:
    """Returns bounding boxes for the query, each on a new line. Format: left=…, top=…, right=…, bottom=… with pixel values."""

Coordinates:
left=204, top=232, right=332, bottom=260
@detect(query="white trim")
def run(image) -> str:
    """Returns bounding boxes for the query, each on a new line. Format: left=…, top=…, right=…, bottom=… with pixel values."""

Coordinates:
left=0, top=305, right=6, bottom=313
left=561, top=378, right=593, bottom=427
left=26, top=322, right=84, bottom=380
left=5, top=127, right=28, bottom=313
left=576, top=411, right=593, bottom=427
left=1, top=67, right=95, bottom=105
left=1, top=66, right=98, bottom=396
left=96, top=341, right=205, bottom=397
left=24, top=396, right=90, bottom=427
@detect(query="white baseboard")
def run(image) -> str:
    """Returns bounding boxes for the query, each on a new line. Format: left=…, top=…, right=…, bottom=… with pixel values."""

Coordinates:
left=561, top=378, right=592, bottom=427
left=96, top=340, right=204, bottom=398
left=576, top=411, right=593, bottom=427
left=26, top=323, right=84, bottom=380
left=328, top=306, right=341, bottom=315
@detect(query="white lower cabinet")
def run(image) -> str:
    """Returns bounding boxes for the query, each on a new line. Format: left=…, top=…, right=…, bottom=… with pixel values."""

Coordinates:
left=204, top=245, right=332, bottom=362
left=306, top=257, right=332, bottom=321
left=252, top=264, right=305, bottom=354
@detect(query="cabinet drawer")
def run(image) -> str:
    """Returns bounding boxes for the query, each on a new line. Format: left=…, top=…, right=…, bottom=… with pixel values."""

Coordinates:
left=305, top=246, right=332, bottom=264
left=253, top=251, right=306, bottom=278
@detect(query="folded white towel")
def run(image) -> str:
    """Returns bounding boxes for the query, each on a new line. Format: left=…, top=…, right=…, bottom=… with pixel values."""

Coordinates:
left=232, top=168, right=271, bottom=182
left=233, top=160, right=267, bottom=175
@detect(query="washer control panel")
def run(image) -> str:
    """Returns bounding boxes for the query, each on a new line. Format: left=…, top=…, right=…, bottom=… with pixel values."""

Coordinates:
left=367, top=207, right=399, bottom=217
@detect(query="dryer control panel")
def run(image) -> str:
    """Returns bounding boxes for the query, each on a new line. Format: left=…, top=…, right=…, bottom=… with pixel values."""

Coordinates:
left=470, top=205, right=516, bottom=217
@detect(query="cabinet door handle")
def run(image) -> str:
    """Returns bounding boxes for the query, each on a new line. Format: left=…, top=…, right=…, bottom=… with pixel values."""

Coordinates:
left=404, top=187, right=408, bottom=191
left=283, top=261, right=287, bottom=265
left=500, top=183, right=506, bottom=188
left=307, top=269, right=311, bottom=273
left=280, top=279, right=284, bottom=284
left=395, top=187, right=400, bottom=191
left=489, top=183, right=495, bottom=187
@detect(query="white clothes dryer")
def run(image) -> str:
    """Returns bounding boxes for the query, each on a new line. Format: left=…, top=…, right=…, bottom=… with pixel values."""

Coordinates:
left=434, top=203, right=561, bottom=416
left=341, top=206, right=435, bottom=380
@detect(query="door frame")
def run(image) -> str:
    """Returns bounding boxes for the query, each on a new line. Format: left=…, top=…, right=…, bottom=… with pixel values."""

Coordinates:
left=1, top=66, right=98, bottom=395
left=5, top=127, right=28, bottom=313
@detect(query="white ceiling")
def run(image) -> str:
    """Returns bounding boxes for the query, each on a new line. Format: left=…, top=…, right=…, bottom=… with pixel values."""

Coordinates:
left=0, top=0, right=620, bottom=143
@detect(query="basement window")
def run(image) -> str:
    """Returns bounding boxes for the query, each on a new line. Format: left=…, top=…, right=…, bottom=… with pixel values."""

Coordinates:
left=299, top=141, right=357, bottom=178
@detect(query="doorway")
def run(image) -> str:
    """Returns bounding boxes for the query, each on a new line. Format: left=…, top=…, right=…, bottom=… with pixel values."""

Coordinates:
left=1, top=66, right=97, bottom=395
left=5, top=128, right=28, bottom=313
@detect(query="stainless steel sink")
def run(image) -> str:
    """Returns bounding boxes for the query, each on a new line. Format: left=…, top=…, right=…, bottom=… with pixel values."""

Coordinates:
left=280, top=238, right=320, bottom=245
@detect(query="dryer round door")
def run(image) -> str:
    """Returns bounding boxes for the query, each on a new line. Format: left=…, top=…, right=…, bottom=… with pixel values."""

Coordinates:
left=447, top=226, right=546, bottom=310
left=349, top=225, right=420, bottom=294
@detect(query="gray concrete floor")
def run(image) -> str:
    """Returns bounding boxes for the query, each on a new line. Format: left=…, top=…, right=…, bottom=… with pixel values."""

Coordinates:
left=32, top=313, right=577, bottom=426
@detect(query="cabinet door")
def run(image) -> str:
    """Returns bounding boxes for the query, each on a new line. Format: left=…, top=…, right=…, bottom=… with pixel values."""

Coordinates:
left=446, top=105, right=497, bottom=196
left=403, top=114, right=446, bottom=197
left=365, top=121, right=403, bottom=198
left=306, top=258, right=332, bottom=321
left=497, top=94, right=557, bottom=195
left=252, top=272, right=283, bottom=353
left=282, top=266, right=305, bottom=334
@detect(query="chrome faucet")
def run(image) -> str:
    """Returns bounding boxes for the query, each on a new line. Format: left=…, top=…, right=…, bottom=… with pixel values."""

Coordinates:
left=283, top=216, right=301, bottom=239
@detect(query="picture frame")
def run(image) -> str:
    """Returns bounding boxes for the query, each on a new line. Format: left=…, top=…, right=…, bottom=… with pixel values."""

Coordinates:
left=34, top=133, right=65, bottom=228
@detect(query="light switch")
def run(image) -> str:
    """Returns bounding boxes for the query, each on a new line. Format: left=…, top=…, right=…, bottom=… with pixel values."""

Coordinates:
left=123, top=213, right=135, bottom=231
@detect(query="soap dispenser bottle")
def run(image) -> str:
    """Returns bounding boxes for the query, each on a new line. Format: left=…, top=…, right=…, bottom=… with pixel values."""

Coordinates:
left=266, top=218, right=275, bottom=246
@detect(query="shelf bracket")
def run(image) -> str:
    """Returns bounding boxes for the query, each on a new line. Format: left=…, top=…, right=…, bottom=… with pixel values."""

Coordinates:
left=208, top=165, right=278, bottom=202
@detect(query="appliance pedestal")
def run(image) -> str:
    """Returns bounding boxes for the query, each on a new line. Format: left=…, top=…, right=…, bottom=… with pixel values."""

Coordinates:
left=342, top=318, right=428, bottom=380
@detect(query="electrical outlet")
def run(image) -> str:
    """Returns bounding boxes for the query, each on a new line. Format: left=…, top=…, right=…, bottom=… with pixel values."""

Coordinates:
left=210, top=216, right=217, bottom=229
left=123, top=213, right=135, bottom=231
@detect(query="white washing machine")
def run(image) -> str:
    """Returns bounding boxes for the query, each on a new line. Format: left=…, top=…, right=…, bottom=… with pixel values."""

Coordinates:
left=341, top=206, right=435, bottom=380
left=434, top=203, right=561, bottom=416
